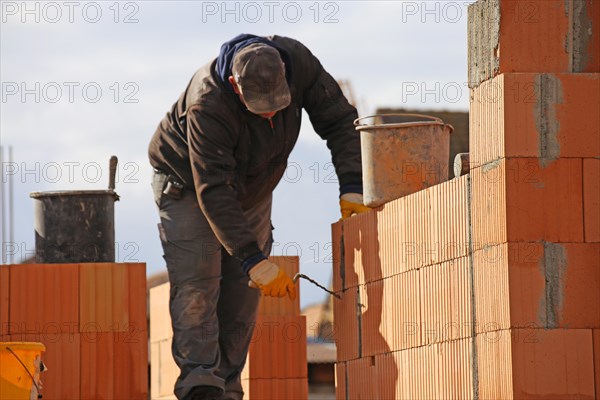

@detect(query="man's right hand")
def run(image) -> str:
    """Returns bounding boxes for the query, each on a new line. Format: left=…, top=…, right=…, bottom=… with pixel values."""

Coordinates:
left=248, top=259, right=297, bottom=301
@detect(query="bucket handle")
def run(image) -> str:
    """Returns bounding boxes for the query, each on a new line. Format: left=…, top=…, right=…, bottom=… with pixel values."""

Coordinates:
left=354, top=113, right=444, bottom=127
left=5, top=346, right=43, bottom=398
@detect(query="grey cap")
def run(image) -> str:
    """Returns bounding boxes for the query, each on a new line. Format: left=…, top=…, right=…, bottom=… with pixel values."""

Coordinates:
left=232, top=43, right=291, bottom=114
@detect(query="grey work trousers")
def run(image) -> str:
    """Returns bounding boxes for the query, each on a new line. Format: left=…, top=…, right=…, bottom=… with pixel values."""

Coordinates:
left=152, top=172, right=273, bottom=400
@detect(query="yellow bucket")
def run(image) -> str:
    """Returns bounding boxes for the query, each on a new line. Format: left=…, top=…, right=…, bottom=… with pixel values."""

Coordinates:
left=0, top=342, right=46, bottom=400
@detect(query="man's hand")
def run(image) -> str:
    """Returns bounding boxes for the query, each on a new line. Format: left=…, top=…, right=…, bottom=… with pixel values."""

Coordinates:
left=340, top=193, right=371, bottom=220
left=248, top=259, right=297, bottom=300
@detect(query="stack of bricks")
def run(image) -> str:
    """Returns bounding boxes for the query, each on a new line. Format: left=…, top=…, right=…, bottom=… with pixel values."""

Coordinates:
left=150, top=256, right=308, bottom=399
left=333, top=0, right=600, bottom=398
left=0, top=262, right=148, bottom=399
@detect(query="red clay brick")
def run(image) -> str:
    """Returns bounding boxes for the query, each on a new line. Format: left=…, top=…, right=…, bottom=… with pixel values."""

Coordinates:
left=360, top=280, right=390, bottom=357
left=334, top=362, right=346, bottom=400
left=248, top=378, right=308, bottom=400
left=512, top=328, right=596, bottom=399
left=469, top=1, right=600, bottom=87
left=80, top=331, right=115, bottom=399
left=593, top=330, right=600, bottom=400
left=421, top=257, right=473, bottom=344
left=113, top=331, right=148, bottom=399
left=247, top=315, right=307, bottom=379
left=584, top=158, right=600, bottom=242
left=346, top=356, right=378, bottom=399
left=0, top=265, right=8, bottom=335
left=333, top=286, right=359, bottom=361
left=507, top=157, right=584, bottom=242
left=556, top=243, right=600, bottom=328
left=9, top=264, right=79, bottom=335
left=80, top=263, right=129, bottom=333
left=439, top=339, right=473, bottom=400
left=476, top=330, right=514, bottom=400
left=125, top=263, right=148, bottom=335
left=375, top=353, right=398, bottom=399
left=472, top=158, right=584, bottom=249
left=470, top=160, right=508, bottom=250
left=474, top=243, right=543, bottom=333
left=80, top=331, right=148, bottom=400
left=331, top=221, right=344, bottom=293
left=475, top=242, right=600, bottom=331
left=471, top=74, right=600, bottom=167
left=383, top=271, right=421, bottom=352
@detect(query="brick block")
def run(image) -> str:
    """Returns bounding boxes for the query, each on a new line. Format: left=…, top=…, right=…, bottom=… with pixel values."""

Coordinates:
left=471, top=158, right=584, bottom=249
left=476, top=330, right=514, bottom=400
left=426, top=175, right=470, bottom=266
left=470, top=73, right=600, bottom=166
left=260, top=256, right=300, bottom=316
left=80, top=331, right=148, bottom=400
left=505, top=157, right=584, bottom=243
left=334, top=362, right=346, bottom=400
left=420, top=256, right=472, bottom=345
left=375, top=352, right=399, bottom=400
left=247, top=315, right=307, bottom=379
left=584, top=158, right=600, bottom=242
left=555, top=243, right=600, bottom=328
left=331, top=221, right=344, bottom=293
left=243, top=378, right=308, bottom=400
left=512, top=328, right=596, bottom=399
left=80, top=263, right=146, bottom=334
left=474, top=243, right=543, bottom=332
left=340, top=209, right=381, bottom=286
left=113, top=331, right=148, bottom=399
left=333, top=286, right=359, bottom=361
left=376, top=197, right=409, bottom=279
left=468, top=1, right=600, bottom=88
left=346, top=356, right=378, bottom=399
left=360, top=280, right=389, bottom=357
left=475, top=242, right=600, bottom=331
left=0, top=265, right=8, bottom=334
left=151, top=339, right=179, bottom=399
left=470, top=160, right=508, bottom=248
left=383, top=271, right=421, bottom=352
left=437, top=339, right=473, bottom=400
left=149, top=283, right=172, bottom=343
left=9, top=264, right=79, bottom=334
left=593, top=329, right=600, bottom=400
left=125, top=263, right=147, bottom=334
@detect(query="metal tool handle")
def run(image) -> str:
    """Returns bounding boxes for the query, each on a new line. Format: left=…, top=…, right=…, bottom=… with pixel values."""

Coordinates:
left=108, top=155, right=118, bottom=191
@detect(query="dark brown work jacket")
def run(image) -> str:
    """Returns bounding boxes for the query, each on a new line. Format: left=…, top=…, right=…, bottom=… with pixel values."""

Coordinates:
left=148, top=35, right=362, bottom=263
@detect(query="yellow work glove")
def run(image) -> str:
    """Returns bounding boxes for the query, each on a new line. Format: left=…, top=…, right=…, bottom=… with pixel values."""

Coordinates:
left=340, top=193, right=371, bottom=220
left=248, top=259, right=297, bottom=300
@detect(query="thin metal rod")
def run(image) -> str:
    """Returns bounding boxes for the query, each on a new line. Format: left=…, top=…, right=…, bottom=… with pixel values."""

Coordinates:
left=293, top=273, right=342, bottom=300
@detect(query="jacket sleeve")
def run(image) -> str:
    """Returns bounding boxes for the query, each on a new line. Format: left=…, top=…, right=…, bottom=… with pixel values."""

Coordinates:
left=301, top=53, right=363, bottom=193
left=186, top=104, right=263, bottom=262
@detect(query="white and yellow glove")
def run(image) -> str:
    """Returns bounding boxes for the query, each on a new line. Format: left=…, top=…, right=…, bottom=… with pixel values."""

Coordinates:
left=248, top=259, right=297, bottom=300
left=339, top=193, right=371, bottom=220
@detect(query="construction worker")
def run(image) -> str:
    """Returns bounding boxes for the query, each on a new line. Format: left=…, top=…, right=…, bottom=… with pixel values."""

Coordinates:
left=148, top=33, right=370, bottom=400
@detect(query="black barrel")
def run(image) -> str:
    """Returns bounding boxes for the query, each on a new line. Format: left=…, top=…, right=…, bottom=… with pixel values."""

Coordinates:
left=30, top=190, right=119, bottom=263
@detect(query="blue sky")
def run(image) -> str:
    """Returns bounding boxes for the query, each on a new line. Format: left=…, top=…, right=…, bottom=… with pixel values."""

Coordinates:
left=1, top=0, right=472, bottom=308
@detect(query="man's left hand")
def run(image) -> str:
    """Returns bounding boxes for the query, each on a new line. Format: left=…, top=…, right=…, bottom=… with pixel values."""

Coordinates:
left=340, top=193, right=371, bottom=220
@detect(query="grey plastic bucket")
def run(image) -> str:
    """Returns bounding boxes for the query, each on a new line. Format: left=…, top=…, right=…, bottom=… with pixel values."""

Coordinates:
left=355, top=114, right=453, bottom=207
left=30, top=190, right=119, bottom=263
